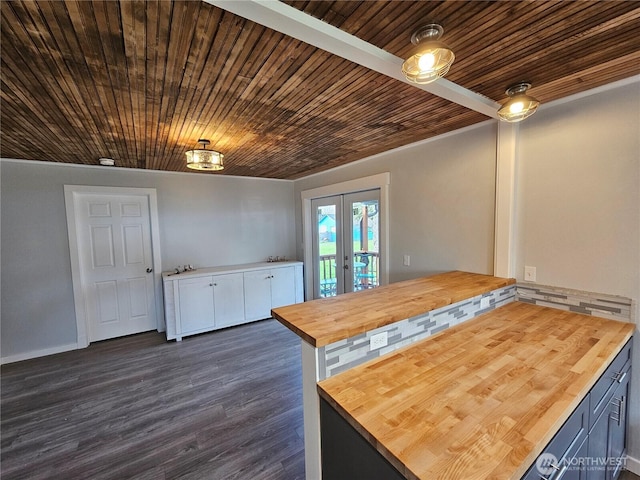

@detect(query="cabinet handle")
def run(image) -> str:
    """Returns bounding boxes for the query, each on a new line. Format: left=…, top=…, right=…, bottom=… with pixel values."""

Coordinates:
left=209, top=283, right=213, bottom=287
left=611, top=396, right=625, bottom=427
left=552, top=464, right=568, bottom=480
left=538, top=463, right=567, bottom=480
left=612, top=371, right=627, bottom=383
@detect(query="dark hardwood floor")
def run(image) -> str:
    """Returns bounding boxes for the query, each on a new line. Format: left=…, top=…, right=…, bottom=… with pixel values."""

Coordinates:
left=3, top=318, right=640, bottom=480
left=1, top=319, right=305, bottom=480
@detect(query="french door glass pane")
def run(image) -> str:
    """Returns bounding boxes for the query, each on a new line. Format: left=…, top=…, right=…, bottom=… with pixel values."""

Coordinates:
left=350, top=199, right=380, bottom=291
left=317, top=203, right=338, bottom=298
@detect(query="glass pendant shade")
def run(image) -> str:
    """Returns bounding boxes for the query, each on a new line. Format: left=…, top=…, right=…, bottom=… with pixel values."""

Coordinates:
left=402, top=24, right=455, bottom=84
left=185, top=139, right=224, bottom=171
left=497, top=83, right=540, bottom=122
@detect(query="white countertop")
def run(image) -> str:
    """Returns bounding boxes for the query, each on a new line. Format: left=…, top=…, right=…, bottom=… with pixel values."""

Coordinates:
left=162, top=260, right=302, bottom=280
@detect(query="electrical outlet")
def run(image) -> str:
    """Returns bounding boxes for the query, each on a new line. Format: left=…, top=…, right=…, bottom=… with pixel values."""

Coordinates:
left=370, top=331, right=388, bottom=350
left=403, top=254, right=410, bottom=267
left=480, top=297, right=491, bottom=309
left=524, top=266, right=537, bottom=282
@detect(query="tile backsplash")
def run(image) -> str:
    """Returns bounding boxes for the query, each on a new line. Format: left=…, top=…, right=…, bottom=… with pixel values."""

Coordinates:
left=516, top=283, right=632, bottom=322
left=317, top=284, right=516, bottom=380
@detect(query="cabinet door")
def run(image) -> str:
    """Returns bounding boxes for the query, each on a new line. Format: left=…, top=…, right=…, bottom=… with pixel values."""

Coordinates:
left=607, top=367, right=629, bottom=480
left=271, top=266, right=296, bottom=309
left=178, top=276, right=215, bottom=334
left=244, top=270, right=273, bottom=321
left=213, top=273, right=245, bottom=328
left=587, top=366, right=630, bottom=480
left=564, top=439, right=588, bottom=480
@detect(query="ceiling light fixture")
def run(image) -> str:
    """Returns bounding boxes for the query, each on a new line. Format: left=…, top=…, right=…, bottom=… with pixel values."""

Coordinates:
left=99, top=157, right=115, bottom=166
left=401, top=24, right=455, bottom=84
left=497, top=82, right=540, bottom=122
left=185, top=139, right=224, bottom=171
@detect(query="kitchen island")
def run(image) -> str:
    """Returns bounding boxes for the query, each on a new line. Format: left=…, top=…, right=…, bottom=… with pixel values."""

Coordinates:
left=273, top=271, right=517, bottom=478
left=318, top=301, right=633, bottom=479
left=272, top=271, right=635, bottom=479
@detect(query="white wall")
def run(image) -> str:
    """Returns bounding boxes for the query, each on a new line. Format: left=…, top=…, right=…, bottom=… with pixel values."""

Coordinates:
left=294, top=123, right=498, bottom=283
left=0, top=161, right=296, bottom=360
left=515, top=79, right=640, bottom=466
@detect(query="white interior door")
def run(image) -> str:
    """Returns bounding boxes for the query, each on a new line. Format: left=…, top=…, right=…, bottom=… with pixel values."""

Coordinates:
left=76, top=193, right=157, bottom=342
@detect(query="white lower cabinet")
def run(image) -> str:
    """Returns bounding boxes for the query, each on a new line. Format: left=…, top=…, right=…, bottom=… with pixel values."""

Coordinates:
left=244, top=270, right=274, bottom=321
left=177, top=276, right=215, bottom=335
left=244, top=266, right=296, bottom=321
left=212, top=273, right=245, bottom=329
left=163, top=261, right=303, bottom=341
left=271, top=266, right=296, bottom=308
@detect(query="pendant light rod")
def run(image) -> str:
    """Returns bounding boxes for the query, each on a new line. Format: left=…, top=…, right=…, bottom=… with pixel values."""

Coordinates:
left=206, top=0, right=501, bottom=119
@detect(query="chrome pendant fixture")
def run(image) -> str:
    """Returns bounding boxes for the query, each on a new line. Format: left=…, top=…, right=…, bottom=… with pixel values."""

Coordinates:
left=185, top=139, right=224, bottom=171
left=401, top=24, right=455, bottom=84
left=497, top=82, right=540, bottom=122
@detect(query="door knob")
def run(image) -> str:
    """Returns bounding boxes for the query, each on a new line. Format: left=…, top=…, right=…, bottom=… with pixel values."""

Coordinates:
left=146, top=267, right=153, bottom=273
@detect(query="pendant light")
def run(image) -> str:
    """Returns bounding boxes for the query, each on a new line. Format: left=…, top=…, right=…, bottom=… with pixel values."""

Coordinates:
left=401, top=24, right=455, bottom=84
left=185, top=139, right=224, bottom=171
left=497, top=83, right=540, bottom=122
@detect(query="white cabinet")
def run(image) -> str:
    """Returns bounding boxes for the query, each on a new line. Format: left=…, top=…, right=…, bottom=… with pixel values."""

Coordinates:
left=244, top=270, right=274, bottom=321
left=163, top=261, right=303, bottom=341
left=244, top=266, right=297, bottom=321
left=213, top=273, right=245, bottom=329
left=271, top=266, right=296, bottom=309
left=178, top=276, right=215, bottom=335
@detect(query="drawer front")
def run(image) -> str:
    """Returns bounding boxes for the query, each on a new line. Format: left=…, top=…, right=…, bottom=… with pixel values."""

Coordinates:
left=589, top=339, right=633, bottom=430
left=523, top=395, right=589, bottom=480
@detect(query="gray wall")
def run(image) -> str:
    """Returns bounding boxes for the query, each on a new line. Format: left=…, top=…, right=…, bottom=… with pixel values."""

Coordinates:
left=515, top=79, right=640, bottom=465
left=294, top=123, right=498, bottom=283
left=0, top=161, right=296, bottom=359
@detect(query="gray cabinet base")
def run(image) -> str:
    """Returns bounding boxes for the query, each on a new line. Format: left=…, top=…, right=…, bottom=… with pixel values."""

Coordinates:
left=320, top=398, right=405, bottom=480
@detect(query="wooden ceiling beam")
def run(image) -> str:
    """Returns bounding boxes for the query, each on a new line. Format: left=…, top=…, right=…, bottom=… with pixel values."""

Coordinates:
left=205, top=0, right=501, bottom=119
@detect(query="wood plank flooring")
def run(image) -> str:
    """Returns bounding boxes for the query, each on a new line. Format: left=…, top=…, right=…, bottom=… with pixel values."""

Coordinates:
left=1, top=319, right=305, bottom=480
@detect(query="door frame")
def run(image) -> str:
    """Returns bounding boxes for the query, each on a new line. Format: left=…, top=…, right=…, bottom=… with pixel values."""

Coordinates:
left=301, top=172, right=390, bottom=300
left=64, top=185, right=163, bottom=348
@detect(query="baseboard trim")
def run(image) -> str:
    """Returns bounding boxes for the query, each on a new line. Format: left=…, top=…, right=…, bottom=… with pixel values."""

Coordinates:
left=627, top=455, right=640, bottom=475
left=1, top=343, right=79, bottom=365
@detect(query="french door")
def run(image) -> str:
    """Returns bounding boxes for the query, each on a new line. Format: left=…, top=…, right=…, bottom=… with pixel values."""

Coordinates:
left=311, top=189, right=381, bottom=298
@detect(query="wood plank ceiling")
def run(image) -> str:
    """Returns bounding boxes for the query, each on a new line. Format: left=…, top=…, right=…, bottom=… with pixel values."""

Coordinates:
left=1, top=1, right=639, bottom=179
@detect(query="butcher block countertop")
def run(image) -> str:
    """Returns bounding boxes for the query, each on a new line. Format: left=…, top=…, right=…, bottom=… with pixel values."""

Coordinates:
left=272, top=271, right=515, bottom=347
left=317, top=302, right=635, bottom=480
